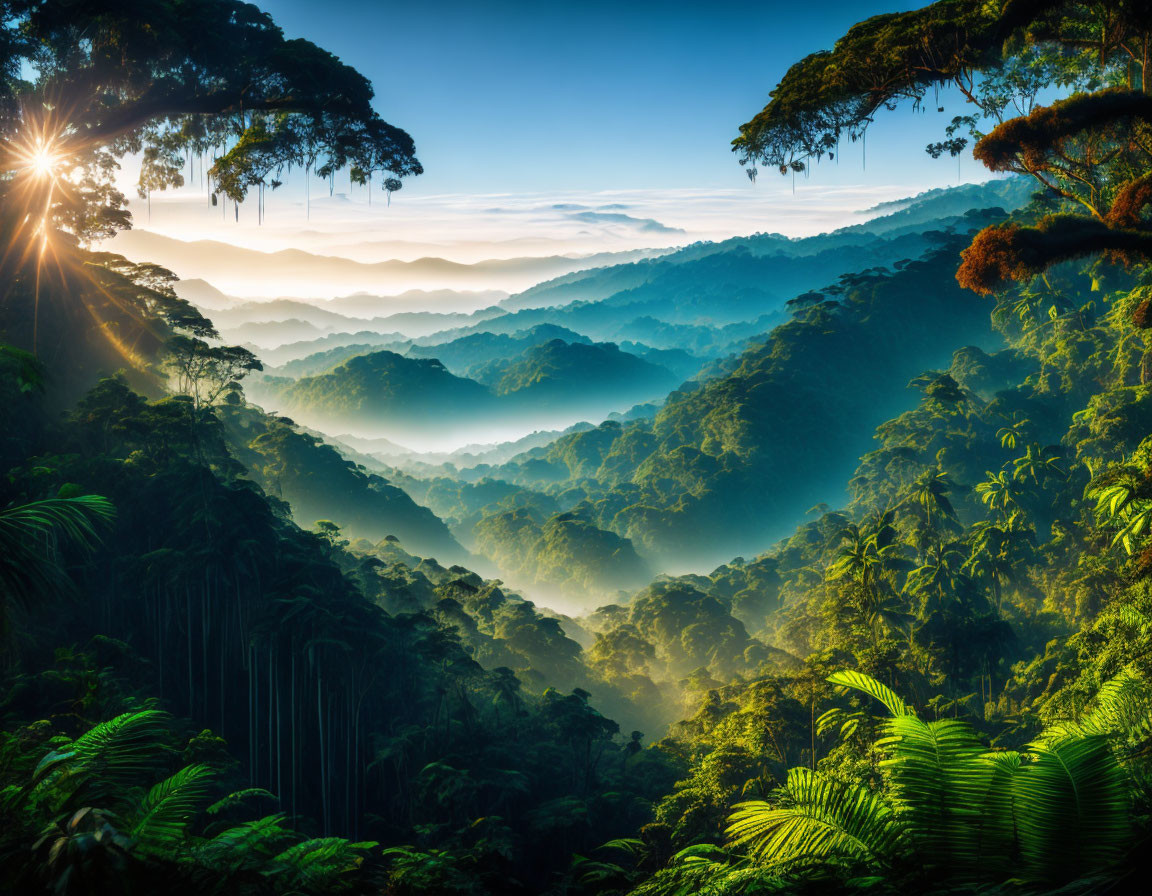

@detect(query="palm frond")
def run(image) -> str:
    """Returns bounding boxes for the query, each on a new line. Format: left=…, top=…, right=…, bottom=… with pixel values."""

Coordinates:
left=130, top=763, right=215, bottom=851
left=1012, top=733, right=1129, bottom=886
left=0, top=495, right=116, bottom=624
left=974, top=750, right=1025, bottom=882
left=726, top=767, right=903, bottom=871
left=0, top=495, right=116, bottom=548
left=877, top=715, right=993, bottom=878
left=827, top=670, right=914, bottom=717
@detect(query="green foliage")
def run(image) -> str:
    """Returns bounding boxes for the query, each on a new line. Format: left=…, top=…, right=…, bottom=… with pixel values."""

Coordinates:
left=130, top=763, right=216, bottom=851
left=473, top=509, right=650, bottom=600
left=826, top=671, right=911, bottom=718
left=269, top=350, right=496, bottom=438
left=0, top=495, right=115, bottom=646
left=0, top=345, right=687, bottom=894
left=492, top=340, right=677, bottom=408
left=0, top=706, right=375, bottom=894
left=224, top=403, right=465, bottom=558
left=486, top=228, right=1002, bottom=572
left=716, top=672, right=1132, bottom=891
left=727, top=767, right=903, bottom=871
left=1012, top=732, right=1129, bottom=884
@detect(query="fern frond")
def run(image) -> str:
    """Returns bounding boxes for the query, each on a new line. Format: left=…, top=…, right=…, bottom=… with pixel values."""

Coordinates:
left=206, top=787, right=278, bottom=816
left=1070, top=667, right=1152, bottom=746
left=196, top=814, right=293, bottom=869
left=271, top=837, right=378, bottom=890
left=630, top=847, right=771, bottom=895
left=596, top=837, right=644, bottom=855
left=34, top=710, right=173, bottom=807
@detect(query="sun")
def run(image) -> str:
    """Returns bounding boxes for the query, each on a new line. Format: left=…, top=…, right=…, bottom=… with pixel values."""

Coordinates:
left=29, top=142, right=62, bottom=179
left=21, top=137, right=66, bottom=182
left=4, top=126, right=68, bottom=185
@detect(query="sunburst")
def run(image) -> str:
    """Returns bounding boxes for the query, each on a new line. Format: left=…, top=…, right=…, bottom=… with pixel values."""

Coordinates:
left=28, top=141, right=64, bottom=180
left=5, top=123, right=69, bottom=186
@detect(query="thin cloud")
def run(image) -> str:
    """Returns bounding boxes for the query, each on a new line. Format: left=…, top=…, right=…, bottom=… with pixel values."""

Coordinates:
left=105, top=178, right=1000, bottom=298
left=569, top=210, right=683, bottom=233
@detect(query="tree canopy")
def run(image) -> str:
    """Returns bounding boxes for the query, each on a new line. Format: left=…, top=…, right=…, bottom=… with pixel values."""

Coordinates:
left=0, top=0, right=421, bottom=243
left=734, top=0, right=1152, bottom=300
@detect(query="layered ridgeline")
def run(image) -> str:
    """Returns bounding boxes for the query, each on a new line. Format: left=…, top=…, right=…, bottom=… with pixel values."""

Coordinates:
left=221, top=177, right=1030, bottom=372
left=225, top=180, right=1033, bottom=599
left=111, top=228, right=668, bottom=298
left=504, top=225, right=1002, bottom=568
left=382, top=208, right=1012, bottom=594
left=500, top=178, right=1030, bottom=315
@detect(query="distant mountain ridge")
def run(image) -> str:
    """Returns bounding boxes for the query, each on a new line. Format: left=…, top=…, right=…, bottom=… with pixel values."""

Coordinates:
left=112, top=229, right=670, bottom=296
left=499, top=180, right=1032, bottom=315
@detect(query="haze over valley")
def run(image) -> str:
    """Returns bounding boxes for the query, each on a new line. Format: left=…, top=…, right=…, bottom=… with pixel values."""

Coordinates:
left=109, top=177, right=1033, bottom=601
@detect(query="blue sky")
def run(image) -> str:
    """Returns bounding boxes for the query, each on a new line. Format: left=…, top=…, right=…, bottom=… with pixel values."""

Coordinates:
left=252, top=0, right=977, bottom=196
left=122, top=0, right=1003, bottom=261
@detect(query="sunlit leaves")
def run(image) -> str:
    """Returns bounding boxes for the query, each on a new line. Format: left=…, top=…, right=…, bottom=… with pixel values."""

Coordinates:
left=727, top=767, right=904, bottom=871
left=723, top=672, right=1135, bottom=889
left=0, top=0, right=423, bottom=238
left=827, top=669, right=913, bottom=718
left=1091, top=474, right=1152, bottom=554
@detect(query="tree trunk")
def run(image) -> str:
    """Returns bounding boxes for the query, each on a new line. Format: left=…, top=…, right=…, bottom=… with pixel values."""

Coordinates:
left=318, top=671, right=328, bottom=833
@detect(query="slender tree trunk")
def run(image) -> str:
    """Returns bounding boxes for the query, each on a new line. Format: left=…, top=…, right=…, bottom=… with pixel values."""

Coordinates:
left=277, top=644, right=283, bottom=801
left=318, top=671, right=328, bottom=833
left=187, top=585, right=194, bottom=713
left=220, top=593, right=226, bottom=734
left=268, top=646, right=274, bottom=793
left=201, top=581, right=208, bottom=717
left=291, top=649, right=297, bottom=820
left=248, top=643, right=254, bottom=785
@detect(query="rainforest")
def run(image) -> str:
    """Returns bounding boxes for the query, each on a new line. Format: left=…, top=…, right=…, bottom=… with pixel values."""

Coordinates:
left=3, top=0, right=1152, bottom=893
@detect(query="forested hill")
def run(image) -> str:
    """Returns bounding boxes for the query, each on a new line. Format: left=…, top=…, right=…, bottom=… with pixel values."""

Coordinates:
left=250, top=339, right=679, bottom=443
left=473, top=213, right=1006, bottom=571
left=293, top=192, right=1032, bottom=600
